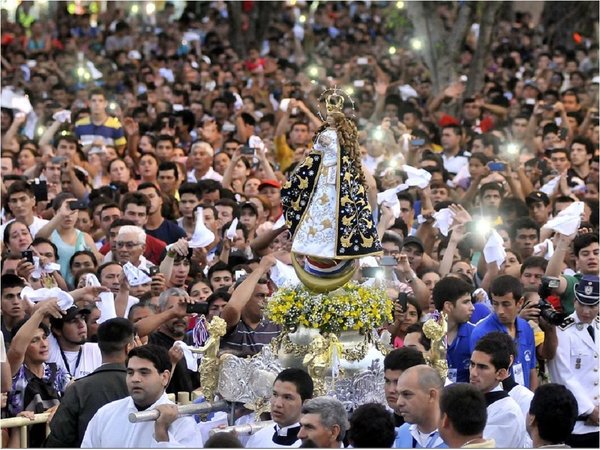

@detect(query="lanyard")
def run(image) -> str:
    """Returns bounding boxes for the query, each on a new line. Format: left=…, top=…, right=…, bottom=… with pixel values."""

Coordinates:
left=59, top=347, right=82, bottom=377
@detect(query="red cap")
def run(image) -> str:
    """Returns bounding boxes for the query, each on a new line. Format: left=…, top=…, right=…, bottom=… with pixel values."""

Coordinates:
left=438, top=115, right=460, bottom=127
left=258, top=179, right=281, bottom=190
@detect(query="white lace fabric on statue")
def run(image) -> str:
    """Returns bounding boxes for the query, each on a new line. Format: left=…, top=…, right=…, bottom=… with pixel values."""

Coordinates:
left=291, top=128, right=338, bottom=258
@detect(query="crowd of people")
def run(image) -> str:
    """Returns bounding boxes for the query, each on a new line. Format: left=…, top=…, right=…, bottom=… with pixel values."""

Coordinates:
left=0, top=1, right=598, bottom=448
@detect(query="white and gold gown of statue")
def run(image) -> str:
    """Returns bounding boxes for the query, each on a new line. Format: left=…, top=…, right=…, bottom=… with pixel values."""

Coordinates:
left=291, top=128, right=339, bottom=259
left=281, top=120, right=382, bottom=291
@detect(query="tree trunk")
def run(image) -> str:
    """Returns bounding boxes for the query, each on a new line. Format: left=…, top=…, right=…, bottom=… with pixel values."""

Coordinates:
left=405, top=1, right=474, bottom=94
left=466, top=2, right=501, bottom=97
left=228, top=2, right=245, bottom=58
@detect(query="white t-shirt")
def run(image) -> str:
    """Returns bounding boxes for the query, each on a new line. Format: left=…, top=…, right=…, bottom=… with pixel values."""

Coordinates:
left=0, top=216, right=49, bottom=239
left=47, top=334, right=102, bottom=379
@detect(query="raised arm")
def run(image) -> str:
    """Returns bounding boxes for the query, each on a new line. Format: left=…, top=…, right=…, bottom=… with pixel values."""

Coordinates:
left=7, top=299, right=64, bottom=376
left=221, top=255, right=276, bottom=332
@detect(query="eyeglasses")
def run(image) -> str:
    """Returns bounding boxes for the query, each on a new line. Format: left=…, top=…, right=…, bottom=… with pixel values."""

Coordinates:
left=115, top=241, right=142, bottom=249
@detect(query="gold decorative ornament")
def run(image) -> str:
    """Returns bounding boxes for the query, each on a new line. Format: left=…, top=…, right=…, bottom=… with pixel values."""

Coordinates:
left=422, top=312, right=449, bottom=380
left=193, top=316, right=227, bottom=402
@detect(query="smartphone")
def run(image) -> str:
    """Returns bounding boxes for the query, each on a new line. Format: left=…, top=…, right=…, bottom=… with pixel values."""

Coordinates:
left=411, top=138, right=425, bottom=146
left=51, top=156, right=67, bottom=165
left=240, top=146, right=256, bottom=156
left=22, top=250, right=34, bottom=264
left=558, top=128, right=568, bottom=140
left=542, top=104, right=554, bottom=111
left=397, top=292, right=408, bottom=311
left=186, top=302, right=210, bottom=315
left=30, top=179, right=48, bottom=202
left=353, top=80, right=365, bottom=88
left=68, top=200, right=87, bottom=210
left=488, top=162, right=507, bottom=172
left=357, top=57, right=368, bottom=65
left=362, top=267, right=384, bottom=279
left=380, top=255, right=398, bottom=266
left=148, top=266, right=159, bottom=276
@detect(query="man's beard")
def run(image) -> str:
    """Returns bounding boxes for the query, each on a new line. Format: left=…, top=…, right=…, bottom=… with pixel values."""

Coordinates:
left=166, top=319, right=187, bottom=338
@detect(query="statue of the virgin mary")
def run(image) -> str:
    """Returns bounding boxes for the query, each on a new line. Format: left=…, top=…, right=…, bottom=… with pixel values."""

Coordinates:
left=281, top=90, right=382, bottom=292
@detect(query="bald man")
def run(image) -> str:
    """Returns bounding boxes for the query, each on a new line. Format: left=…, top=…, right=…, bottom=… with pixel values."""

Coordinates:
left=394, top=365, right=448, bottom=448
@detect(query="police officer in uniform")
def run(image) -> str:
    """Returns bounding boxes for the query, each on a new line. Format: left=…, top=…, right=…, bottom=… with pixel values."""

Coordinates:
left=548, top=274, right=600, bottom=448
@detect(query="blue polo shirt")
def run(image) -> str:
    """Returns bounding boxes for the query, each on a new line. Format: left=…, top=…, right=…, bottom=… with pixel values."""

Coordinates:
left=469, top=314, right=536, bottom=389
left=447, top=321, right=474, bottom=383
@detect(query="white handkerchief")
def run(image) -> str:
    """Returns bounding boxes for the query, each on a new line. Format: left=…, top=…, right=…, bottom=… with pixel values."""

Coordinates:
left=269, top=259, right=300, bottom=288
left=416, top=214, right=427, bottom=224
left=432, top=208, right=455, bottom=237
left=122, top=262, right=152, bottom=287
left=21, top=286, right=73, bottom=310
left=249, top=135, right=264, bottom=151
left=233, top=92, right=244, bottom=111
left=188, top=207, right=215, bottom=248
left=483, top=229, right=506, bottom=268
left=158, top=67, right=175, bottom=83
left=539, top=175, right=560, bottom=196
left=402, top=165, right=432, bottom=189
left=174, top=341, right=199, bottom=371
left=273, top=214, right=286, bottom=229
left=11, top=93, right=33, bottom=114
left=225, top=218, right=239, bottom=241
left=96, top=292, right=117, bottom=324
left=52, top=110, right=71, bottom=123
left=359, top=256, right=379, bottom=267
left=85, top=61, right=103, bottom=80
left=533, top=239, right=555, bottom=260
left=83, top=273, right=101, bottom=287
left=377, top=184, right=409, bottom=218
left=542, top=201, right=584, bottom=236
left=31, top=257, right=61, bottom=279
left=398, top=84, right=419, bottom=101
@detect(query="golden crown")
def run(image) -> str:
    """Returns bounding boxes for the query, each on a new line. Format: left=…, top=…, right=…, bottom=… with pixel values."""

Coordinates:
left=325, top=92, right=345, bottom=115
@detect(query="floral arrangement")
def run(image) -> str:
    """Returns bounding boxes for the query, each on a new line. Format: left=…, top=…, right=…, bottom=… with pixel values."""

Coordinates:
left=266, top=282, right=393, bottom=334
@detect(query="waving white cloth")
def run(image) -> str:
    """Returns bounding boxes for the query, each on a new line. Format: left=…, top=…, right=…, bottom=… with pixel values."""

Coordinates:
left=188, top=208, right=215, bottom=248
left=86, top=61, right=103, bottom=80
left=432, top=208, right=456, bottom=237
left=539, top=175, right=560, bottom=196
left=2, top=89, right=33, bottom=114
left=21, top=286, right=73, bottom=310
left=173, top=341, right=199, bottom=371
left=483, top=229, right=507, bottom=268
left=31, top=256, right=61, bottom=279
left=269, top=259, right=300, bottom=288
left=533, top=239, right=555, bottom=260
left=377, top=184, right=409, bottom=218
left=225, top=218, right=239, bottom=241
left=402, top=165, right=432, bottom=189
left=82, top=273, right=117, bottom=324
left=52, top=109, right=71, bottom=123
left=542, top=201, right=584, bottom=236
left=122, top=262, right=152, bottom=287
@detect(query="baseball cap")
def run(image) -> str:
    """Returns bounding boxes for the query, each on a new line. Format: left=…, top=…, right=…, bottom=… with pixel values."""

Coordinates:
left=402, top=236, right=425, bottom=253
left=258, top=179, right=281, bottom=191
left=49, top=306, right=91, bottom=330
left=574, top=275, right=599, bottom=306
left=525, top=191, right=550, bottom=206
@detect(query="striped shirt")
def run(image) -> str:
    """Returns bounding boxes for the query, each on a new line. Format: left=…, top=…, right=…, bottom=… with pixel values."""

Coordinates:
left=74, top=116, right=126, bottom=148
left=220, top=319, right=281, bottom=358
